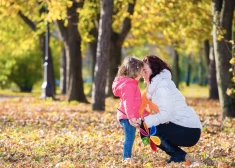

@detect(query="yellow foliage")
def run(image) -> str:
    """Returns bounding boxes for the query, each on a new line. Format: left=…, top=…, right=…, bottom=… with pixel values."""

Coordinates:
left=168, top=3, right=174, bottom=8
left=226, top=88, right=235, bottom=96
left=229, top=40, right=234, bottom=45
left=229, top=57, right=235, bottom=65
left=232, top=77, right=235, bottom=83
left=217, top=35, right=224, bottom=41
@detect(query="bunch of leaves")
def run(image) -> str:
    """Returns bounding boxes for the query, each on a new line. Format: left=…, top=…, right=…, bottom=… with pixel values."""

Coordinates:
left=78, top=0, right=100, bottom=52
left=0, top=53, right=16, bottom=89
left=227, top=41, right=235, bottom=98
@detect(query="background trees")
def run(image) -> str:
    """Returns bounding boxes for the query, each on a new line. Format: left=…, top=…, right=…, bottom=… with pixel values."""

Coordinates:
left=0, top=0, right=234, bottom=117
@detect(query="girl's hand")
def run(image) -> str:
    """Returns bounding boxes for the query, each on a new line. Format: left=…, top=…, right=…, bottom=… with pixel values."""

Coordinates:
left=129, top=118, right=141, bottom=127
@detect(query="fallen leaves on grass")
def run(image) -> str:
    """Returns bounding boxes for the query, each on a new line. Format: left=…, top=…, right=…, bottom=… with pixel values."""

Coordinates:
left=0, top=96, right=234, bottom=167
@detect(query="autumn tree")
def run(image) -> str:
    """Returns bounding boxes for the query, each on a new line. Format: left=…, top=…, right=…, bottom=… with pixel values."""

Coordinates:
left=49, top=0, right=88, bottom=102
left=79, top=0, right=136, bottom=97
left=208, top=43, right=219, bottom=99
left=212, top=0, right=235, bottom=117
left=105, top=0, right=136, bottom=96
left=92, top=0, right=114, bottom=110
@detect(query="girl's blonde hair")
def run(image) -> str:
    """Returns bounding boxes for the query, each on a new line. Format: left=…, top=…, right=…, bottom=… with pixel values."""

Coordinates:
left=117, top=56, right=143, bottom=79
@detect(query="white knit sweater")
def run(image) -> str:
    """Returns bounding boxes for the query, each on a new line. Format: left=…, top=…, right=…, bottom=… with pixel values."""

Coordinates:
left=144, top=69, right=202, bottom=129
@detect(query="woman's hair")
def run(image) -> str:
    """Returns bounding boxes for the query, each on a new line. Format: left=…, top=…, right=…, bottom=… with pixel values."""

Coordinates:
left=143, top=55, right=172, bottom=83
left=117, top=56, right=143, bottom=79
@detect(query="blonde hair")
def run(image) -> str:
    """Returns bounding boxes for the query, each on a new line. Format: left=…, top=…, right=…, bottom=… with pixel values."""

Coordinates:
left=117, top=56, right=143, bottom=79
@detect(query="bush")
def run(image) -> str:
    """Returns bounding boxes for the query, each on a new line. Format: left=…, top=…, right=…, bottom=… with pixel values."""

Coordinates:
left=0, top=57, right=15, bottom=89
left=9, top=50, right=42, bottom=92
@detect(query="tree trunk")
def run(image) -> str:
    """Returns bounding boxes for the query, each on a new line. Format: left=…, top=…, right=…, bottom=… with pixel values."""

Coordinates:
left=172, top=47, right=180, bottom=88
left=87, top=39, right=97, bottom=97
left=186, top=55, right=192, bottom=86
left=89, top=28, right=98, bottom=82
left=60, top=47, right=66, bottom=94
left=105, top=0, right=136, bottom=97
left=56, top=1, right=88, bottom=103
left=204, top=40, right=210, bottom=67
left=198, top=51, right=204, bottom=86
left=106, top=36, right=122, bottom=96
left=213, top=0, right=235, bottom=117
left=204, top=40, right=210, bottom=87
left=92, top=0, right=114, bottom=110
left=66, top=2, right=87, bottom=102
left=208, top=43, right=219, bottom=99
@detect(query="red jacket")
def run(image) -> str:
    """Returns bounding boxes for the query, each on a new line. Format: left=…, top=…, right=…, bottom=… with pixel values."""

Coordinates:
left=112, top=77, right=142, bottom=120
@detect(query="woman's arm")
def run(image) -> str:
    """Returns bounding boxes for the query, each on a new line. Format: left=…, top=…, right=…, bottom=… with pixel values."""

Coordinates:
left=144, top=87, right=172, bottom=127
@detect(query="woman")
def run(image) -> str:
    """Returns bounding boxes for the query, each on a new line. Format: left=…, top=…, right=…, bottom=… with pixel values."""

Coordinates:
left=142, top=55, right=202, bottom=163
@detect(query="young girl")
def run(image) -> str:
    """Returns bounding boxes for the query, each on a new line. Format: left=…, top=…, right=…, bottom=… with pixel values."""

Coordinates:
left=112, top=56, right=143, bottom=162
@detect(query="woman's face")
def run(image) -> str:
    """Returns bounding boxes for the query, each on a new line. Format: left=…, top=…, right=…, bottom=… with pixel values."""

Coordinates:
left=143, top=63, right=152, bottom=84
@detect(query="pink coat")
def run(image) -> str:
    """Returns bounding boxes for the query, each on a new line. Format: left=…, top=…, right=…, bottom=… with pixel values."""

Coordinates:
left=112, top=77, right=142, bottom=120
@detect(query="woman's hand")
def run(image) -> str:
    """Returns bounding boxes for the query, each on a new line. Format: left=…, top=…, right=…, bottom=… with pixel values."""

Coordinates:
left=129, top=118, right=141, bottom=127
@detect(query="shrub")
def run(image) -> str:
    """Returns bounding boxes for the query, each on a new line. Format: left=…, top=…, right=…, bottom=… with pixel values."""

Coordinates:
left=9, top=50, right=42, bottom=92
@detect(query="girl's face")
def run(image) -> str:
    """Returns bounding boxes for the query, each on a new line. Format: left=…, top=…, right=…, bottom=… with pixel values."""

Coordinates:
left=135, top=68, right=143, bottom=81
left=143, top=63, right=152, bottom=84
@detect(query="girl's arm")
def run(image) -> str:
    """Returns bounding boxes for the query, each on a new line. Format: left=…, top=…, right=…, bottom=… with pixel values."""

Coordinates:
left=129, top=118, right=141, bottom=127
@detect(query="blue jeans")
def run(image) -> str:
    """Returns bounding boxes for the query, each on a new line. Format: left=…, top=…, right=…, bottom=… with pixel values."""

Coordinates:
left=119, top=119, right=136, bottom=160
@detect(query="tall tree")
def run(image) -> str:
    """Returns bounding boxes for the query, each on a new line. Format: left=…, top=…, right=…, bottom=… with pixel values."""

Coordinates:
left=172, top=45, right=180, bottom=88
left=186, top=54, right=192, bottom=86
left=60, top=47, right=66, bottom=94
left=212, top=0, right=235, bottom=117
left=92, top=0, right=114, bottom=110
left=79, top=0, right=136, bottom=97
left=56, top=1, right=88, bottom=102
left=105, top=0, right=136, bottom=96
left=96, top=1, right=135, bottom=97
left=208, top=43, right=219, bottom=99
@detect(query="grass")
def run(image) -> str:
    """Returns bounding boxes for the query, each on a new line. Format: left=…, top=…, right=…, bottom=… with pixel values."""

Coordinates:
left=1, top=82, right=209, bottom=99
left=139, top=81, right=209, bottom=98
left=179, top=83, right=209, bottom=98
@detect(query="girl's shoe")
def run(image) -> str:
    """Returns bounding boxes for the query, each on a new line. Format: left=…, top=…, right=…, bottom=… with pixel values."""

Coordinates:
left=123, top=158, right=135, bottom=165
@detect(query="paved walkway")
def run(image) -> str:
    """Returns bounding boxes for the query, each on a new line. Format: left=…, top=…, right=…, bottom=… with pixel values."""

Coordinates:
left=0, top=95, right=18, bottom=102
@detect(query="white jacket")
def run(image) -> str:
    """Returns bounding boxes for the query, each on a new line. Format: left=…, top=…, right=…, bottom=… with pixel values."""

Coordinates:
left=144, top=69, right=202, bottom=129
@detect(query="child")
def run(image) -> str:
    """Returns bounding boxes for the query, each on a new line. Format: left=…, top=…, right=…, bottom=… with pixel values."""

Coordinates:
left=112, top=56, right=143, bottom=162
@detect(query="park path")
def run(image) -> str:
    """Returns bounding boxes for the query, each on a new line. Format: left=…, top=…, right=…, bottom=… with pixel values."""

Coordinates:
left=0, top=95, right=19, bottom=102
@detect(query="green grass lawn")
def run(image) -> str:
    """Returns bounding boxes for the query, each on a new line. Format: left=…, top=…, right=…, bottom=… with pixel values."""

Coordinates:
left=0, top=83, right=209, bottom=99
left=179, top=84, right=209, bottom=98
